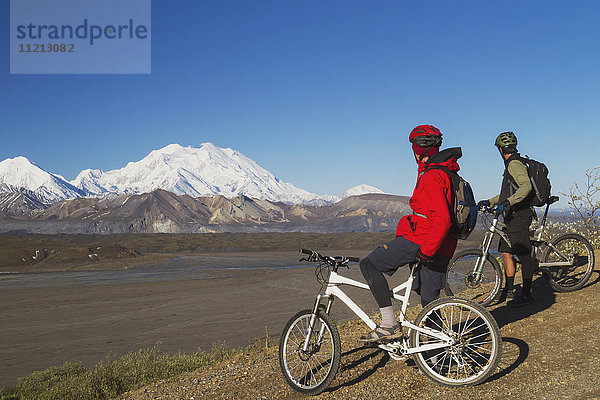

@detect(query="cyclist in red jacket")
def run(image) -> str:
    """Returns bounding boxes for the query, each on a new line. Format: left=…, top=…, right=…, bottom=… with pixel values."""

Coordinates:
left=359, top=124, right=462, bottom=342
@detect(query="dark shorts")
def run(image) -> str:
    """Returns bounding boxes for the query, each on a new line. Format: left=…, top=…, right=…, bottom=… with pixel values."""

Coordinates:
left=367, top=236, right=420, bottom=276
left=366, top=235, right=450, bottom=306
left=414, top=261, right=449, bottom=306
left=498, top=208, right=534, bottom=256
left=367, top=236, right=450, bottom=275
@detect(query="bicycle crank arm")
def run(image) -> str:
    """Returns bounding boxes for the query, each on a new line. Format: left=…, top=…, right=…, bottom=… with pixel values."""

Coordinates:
left=378, top=342, right=409, bottom=361
left=538, top=261, right=573, bottom=267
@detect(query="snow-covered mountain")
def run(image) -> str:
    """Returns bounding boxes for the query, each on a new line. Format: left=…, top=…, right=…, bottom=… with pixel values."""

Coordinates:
left=71, top=168, right=107, bottom=195
left=69, top=143, right=339, bottom=205
left=0, top=157, right=84, bottom=204
left=342, top=184, right=385, bottom=198
left=1, top=145, right=395, bottom=206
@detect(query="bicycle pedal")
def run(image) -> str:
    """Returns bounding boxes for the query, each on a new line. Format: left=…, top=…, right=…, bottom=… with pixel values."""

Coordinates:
left=379, top=335, right=403, bottom=343
left=360, top=337, right=401, bottom=347
left=361, top=342, right=380, bottom=348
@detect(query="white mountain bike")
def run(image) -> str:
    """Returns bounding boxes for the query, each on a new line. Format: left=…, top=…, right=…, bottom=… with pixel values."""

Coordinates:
left=279, top=249, right=502, bottom=396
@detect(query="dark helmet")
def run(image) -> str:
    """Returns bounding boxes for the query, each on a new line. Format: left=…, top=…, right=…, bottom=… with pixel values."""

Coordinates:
left=409, top=125, right=443, bottom=148
left=495, top=131, right=518, bottom=148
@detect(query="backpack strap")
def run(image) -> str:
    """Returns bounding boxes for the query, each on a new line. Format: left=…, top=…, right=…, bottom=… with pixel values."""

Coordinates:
left=414, top=165, right=455, bottom=205
left=416, top=165, right=448, bottom=186
left=504, top=156, right=536, bottom=199
left=504, top=155, right=527, bottom=191
left=503, top=156, right=537, bottom=213
left=422, top=165, right=457, bottom=190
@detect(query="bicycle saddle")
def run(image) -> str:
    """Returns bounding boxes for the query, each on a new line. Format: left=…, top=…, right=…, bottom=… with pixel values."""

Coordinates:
left=547, top=196, right=559, bottom=205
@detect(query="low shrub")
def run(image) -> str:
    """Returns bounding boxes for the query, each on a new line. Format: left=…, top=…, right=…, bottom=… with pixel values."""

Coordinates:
left=0, top=343, right=237, bottom=400
left=541, top=220, right=600, bottom=249
left=559, top=165, right=600, bottom=249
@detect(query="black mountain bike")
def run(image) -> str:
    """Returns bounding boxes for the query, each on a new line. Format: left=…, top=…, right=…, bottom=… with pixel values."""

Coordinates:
left=445, top=196, right=595, bottom=306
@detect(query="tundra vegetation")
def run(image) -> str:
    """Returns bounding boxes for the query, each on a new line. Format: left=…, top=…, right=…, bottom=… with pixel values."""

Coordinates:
left=0, top=343, right=240, bottom=400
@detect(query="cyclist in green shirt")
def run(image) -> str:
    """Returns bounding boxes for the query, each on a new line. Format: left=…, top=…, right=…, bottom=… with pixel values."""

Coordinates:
left=478, top=131, right=536, bottom=306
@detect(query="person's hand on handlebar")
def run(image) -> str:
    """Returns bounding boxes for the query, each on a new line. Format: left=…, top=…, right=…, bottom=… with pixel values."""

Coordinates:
left=477, top=199, right=490, bottom=210
left=497, top=199, right=510, bottom=213
left=477, top=199, right=510, bottom=214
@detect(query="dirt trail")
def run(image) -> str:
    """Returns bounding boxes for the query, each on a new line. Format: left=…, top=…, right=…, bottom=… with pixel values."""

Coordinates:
left=121, top=263, right=600, bottom=400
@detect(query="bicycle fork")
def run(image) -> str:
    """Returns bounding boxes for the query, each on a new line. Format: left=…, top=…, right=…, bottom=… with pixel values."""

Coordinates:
left=302, top=294, right=334, bottom=352
left=472, top=227, right=496, bottom=281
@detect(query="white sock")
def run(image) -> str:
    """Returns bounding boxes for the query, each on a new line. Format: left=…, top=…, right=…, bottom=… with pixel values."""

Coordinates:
left=380, top=306, right=396, bottom=328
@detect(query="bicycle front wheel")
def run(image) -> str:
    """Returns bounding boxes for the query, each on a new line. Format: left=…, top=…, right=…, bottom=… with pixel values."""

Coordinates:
left=410, top=297, right=502, bottom=387
left=279, top=309, right=341, bottom=395
left=446, top=249, right=503, bottom=306
left=542, top=233, right=595, bottom=292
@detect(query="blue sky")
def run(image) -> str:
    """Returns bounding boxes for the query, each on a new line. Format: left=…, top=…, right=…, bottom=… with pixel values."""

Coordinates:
left=1, top=1, right=599, bottom=205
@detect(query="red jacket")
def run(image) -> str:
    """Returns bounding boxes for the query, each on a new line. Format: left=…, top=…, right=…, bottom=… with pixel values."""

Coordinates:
left=395, top=148, right=461, bottom=258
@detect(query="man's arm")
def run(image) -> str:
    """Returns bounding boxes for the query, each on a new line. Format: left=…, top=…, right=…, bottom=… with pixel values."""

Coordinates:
left=489, top=194, right=500, bottom=207
left=506, top=160, right=532, bottom=205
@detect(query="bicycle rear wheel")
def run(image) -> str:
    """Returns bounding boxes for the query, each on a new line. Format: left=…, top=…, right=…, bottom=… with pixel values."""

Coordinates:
left=542, top=233, right=595, bottom=292
left=410, top=297, right=502, bottom=386
left=279, top=309, right=341, bottom=395
left=446, top=249, right=503, bottom=306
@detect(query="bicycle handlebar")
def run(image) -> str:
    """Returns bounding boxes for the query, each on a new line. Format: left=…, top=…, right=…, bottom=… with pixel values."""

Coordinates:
left=479, top=195, right=559, bottom=216
left=299, top=248, right=360, bottom=264
left=478, top=205, right=502, bottom=216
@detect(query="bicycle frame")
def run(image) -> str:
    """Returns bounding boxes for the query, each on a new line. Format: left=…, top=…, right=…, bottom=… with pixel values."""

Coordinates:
left=302, top=263, right=453, bottom=356
left=472, top=213, right=507, bottom=279
left=474, top=203, right=574, bottom=279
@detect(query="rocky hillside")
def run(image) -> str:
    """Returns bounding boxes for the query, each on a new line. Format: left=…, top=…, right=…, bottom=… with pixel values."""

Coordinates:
left=0, top=192, right=48, bottom=218
left=0, top=191, right=411, bottom=234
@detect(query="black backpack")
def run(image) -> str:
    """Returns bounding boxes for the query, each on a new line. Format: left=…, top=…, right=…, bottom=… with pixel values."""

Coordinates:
left=508, top=156, right=551, bottom=207
left=419, top=166, right=478, bottom=240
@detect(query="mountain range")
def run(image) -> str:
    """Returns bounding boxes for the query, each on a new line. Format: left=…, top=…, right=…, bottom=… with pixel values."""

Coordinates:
left=0, top=143, right=406, bottom=233
left=0, top=190, right=411, bottom=234
left=0, top=143, right=382, bottom=207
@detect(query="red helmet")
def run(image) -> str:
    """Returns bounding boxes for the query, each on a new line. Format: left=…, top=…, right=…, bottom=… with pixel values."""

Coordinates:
left=409, top=125, right=442, bottom=159
left=409, top=124, right=443, bottom=148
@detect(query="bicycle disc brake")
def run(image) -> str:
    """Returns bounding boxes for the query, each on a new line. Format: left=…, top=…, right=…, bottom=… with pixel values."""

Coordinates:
left=465, top=271, right=481, bottom=289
